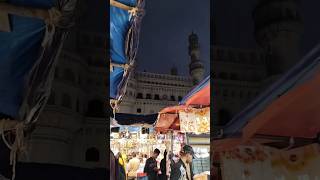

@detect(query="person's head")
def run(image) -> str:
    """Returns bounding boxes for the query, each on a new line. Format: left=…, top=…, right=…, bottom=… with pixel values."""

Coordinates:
left=144, top=154, right=147, bottom=158
left=168, top=152, right=173, bottom=160
left=153, top=148, right=160, bottom=158
left=180, top=145, right=195, bottom=163
left=132, top=152, right=137, bottom=158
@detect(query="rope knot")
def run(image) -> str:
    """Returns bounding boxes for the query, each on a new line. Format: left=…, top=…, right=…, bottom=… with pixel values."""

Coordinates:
left=46, top=7, right=62, bottom=26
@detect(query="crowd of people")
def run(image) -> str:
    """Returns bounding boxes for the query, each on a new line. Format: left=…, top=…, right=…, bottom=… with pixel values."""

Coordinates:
left=110, top=145, right=196, bottom=180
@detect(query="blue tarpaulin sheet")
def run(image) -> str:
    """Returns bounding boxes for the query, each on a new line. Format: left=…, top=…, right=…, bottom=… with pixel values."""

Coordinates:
left=110, top=0, right=144, bottom=100
left=0, top=0, right=54, bottom=119
left=222, top=44, right=320, bottom=138
left=0, top=0, right=76, bottom=123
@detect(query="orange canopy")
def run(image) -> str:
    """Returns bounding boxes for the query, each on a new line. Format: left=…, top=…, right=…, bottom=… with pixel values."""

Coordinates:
left=185, top=84, right=210, bottom=106
left=242, top=69, right=320, bottom=141
left=180, top=75, right=210, bottom=106
left=154, top=105, right=186, bottom=132
left=154, top=113, right=179, bottom=133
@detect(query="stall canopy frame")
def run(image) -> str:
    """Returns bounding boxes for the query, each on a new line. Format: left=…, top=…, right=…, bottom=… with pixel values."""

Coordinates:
left=109, top=0, right=145, bottom=111
left=214, top=44, right=320, bottom=151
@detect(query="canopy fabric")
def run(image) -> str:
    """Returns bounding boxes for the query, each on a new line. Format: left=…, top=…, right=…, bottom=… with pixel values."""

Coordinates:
left=109, top=0, right=144, bottom=100
left=154, top=105, right=187, bottom=132
left=154, top=113, right=179, bottom=132
left=0, top=0, right=76, bottom=123
left=180, top=75, right=210, bottom=106
left=219, top=144, right=320, bottom=180
left=155, top=106, right=210, bottom=133
left=155, top=75, right=211, bottom=133
left=242, top=68, right=320, bottom=140
left=221, top=44, right=320, bottom=140
left=114, top=113, right=158, bottom=126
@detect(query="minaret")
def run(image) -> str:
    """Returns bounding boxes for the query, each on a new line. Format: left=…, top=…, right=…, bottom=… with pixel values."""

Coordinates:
left=189, top=32, right=204, bottom=85
left=253, top=0, right=303, bottom=76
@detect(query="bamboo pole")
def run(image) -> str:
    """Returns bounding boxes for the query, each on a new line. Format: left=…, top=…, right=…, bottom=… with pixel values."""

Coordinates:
left=0, top=2, right=50, bottom=21
left=110, top=0, right=134, bottom=11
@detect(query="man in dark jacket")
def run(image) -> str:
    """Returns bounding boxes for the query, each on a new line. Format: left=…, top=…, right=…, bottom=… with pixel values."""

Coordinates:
left=159, top=150, right=167, bottom=180
left=170, top=145, right=195, bottom=180
left=144, top=148, right=160, bottom=180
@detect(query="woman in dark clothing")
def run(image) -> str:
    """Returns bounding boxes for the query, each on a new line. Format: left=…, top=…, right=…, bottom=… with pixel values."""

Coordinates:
left=159, top=150, right=167, bottom=180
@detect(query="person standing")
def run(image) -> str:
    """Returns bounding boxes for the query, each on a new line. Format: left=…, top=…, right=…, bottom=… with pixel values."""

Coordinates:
left=159, top=150, right=167, bottom=180
left=170, top=145, right=195, bottom=180
left=127, top=152, right=141, bottom=180
left=144, top=149, right=160, bottom=180
left=143, top=154, right=147, bottom=164
left=117, top=152, right=127, bottom=180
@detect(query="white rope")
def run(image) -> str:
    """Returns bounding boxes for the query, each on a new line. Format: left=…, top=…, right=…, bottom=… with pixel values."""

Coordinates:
left=128, top=7, right=138, bottom=16
left=0, top=119, right=25, bottom=180
left=47, top=7, right=61, bottom=25
left=110, top=62, right=131, bottom=78
left=41, top=7, right=62, bottom=47
left=110, top=62, right=130, bottom=70
left=9, top=123, right=25, bottom=180
left=1, top=119, right=11, bottom=149
left=110, top=100, right=119, bottom=116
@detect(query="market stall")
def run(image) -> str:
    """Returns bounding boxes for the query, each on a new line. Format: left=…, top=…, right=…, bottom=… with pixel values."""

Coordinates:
left=111, top=113, right=159, bottom=154
left=154, top=75, right=211, bottom=179
left=155, top=106, right=210, bottom=178
left=110, top=113, right=168, bottom=179
left=111, top=126, right=163, bottom=155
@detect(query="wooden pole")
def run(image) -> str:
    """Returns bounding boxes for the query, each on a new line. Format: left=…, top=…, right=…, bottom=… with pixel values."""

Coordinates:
left=0, top=3, right=50, bottom=21
left=0, top=2, right=61, bottom=32
left=110, top=0, right=133, bottom=11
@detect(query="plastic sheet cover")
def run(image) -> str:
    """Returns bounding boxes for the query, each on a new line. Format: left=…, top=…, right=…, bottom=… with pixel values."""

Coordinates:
left=110, top=0, right=144, bottom=100
left=0, top=0, right=53, bottom=119
left=0, top=0, right=76, bottom=123
left=180, top=75, right=210, bottom=106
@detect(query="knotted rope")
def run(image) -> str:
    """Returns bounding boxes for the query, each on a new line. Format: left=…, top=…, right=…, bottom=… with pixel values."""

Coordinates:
left=0, top=119, right=26, bottom=180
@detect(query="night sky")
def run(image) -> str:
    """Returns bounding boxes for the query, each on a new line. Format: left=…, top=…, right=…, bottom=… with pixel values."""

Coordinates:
left=136, top=0, right=210, bottom=76
left=214, top=0, right=320, bottom=56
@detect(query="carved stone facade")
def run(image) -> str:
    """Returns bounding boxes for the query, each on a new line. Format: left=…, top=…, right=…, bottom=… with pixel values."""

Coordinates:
left=21, top=31, right=107, bottom=169
left=119, top=71, right=194, bottom=114
left=213, top=0, right=302, bottom=127
left=119, top=32, right=205, bottom=114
